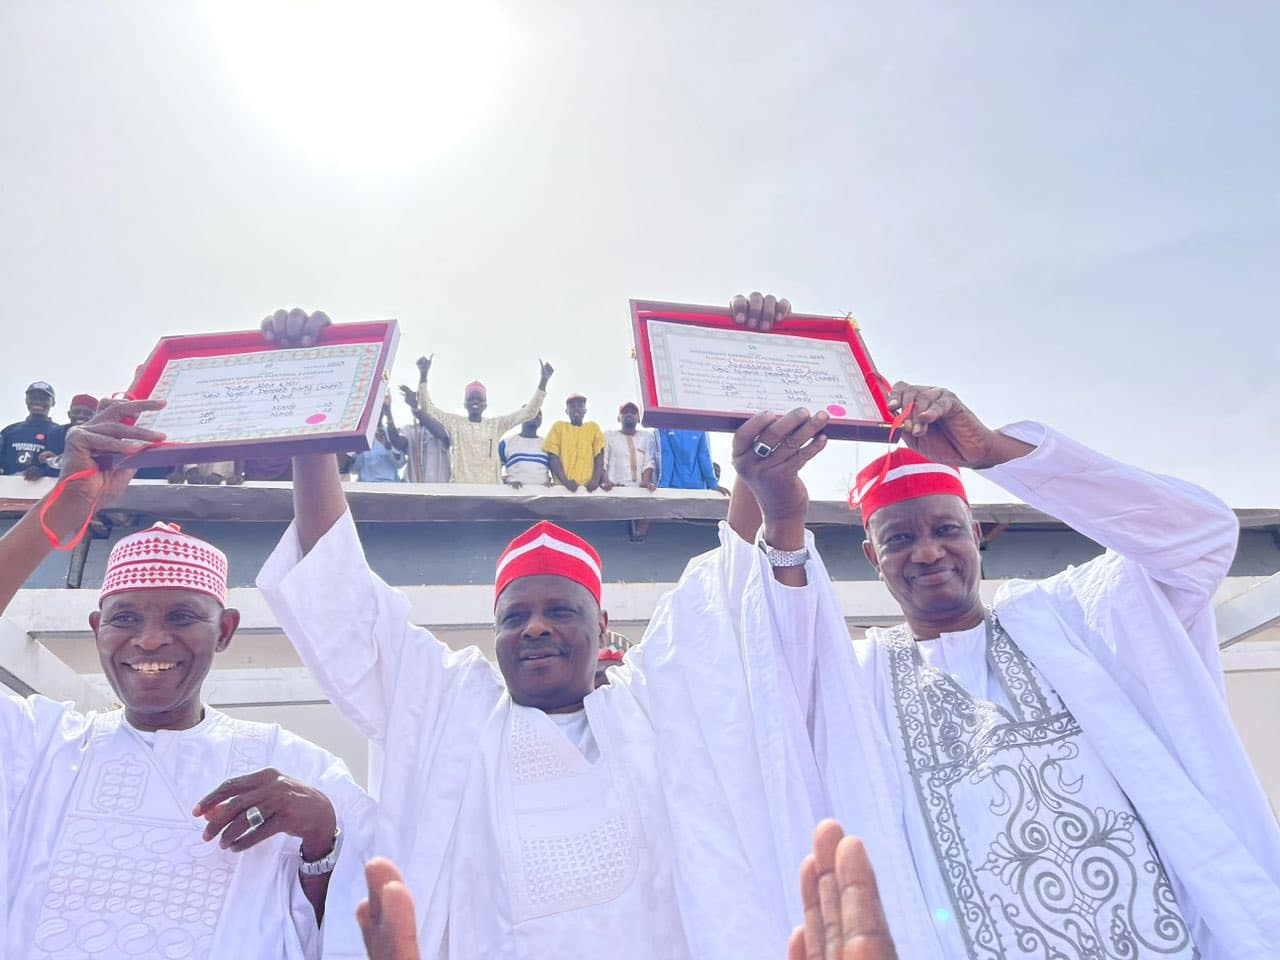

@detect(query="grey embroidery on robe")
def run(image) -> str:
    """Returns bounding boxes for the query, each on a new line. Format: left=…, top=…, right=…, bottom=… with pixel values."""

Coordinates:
left=887, top=616, right=1196, bottom=959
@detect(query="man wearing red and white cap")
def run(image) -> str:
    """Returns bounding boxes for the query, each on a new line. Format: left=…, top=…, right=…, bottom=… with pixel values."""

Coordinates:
left=412, top=351, right=554, bottom=484
left=593, top=630, right=634, bottom=688
left=257, top=302, right=842, bottom=959
left=65, top=393, right=99, bottom=427
left=0, top=400, right=375, bottom=958
left=774, top=377, right=1280, bottom=959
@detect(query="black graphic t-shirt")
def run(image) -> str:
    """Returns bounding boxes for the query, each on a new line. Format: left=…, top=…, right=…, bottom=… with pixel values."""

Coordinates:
left=1, top=417, right=66, bottom=476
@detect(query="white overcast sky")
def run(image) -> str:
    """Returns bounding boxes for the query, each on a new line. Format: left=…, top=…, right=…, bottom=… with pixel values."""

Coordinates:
left=2, top=1, right=1276, bottom=505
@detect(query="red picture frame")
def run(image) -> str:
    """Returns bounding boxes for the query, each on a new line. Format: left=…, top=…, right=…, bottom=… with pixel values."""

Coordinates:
left=116, top=320, right=400, bottom=468
left=630, top=300, right=894, bottom=442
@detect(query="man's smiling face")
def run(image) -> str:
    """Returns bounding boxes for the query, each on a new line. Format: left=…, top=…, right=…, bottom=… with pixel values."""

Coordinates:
left=494, top=574, right=605, bottom=712
left=91, top=589, right=239, bottom=731
left=464, top=389, right=488, bottom=419
left=25, top=389, right=52, bottom=418
left=67, top=403, right=96, bottom=425
left=862, top=494, right=983, bottom=634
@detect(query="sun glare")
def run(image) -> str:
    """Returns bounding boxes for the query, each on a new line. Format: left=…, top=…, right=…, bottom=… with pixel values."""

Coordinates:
left=207, top=0, right=511, bottom=170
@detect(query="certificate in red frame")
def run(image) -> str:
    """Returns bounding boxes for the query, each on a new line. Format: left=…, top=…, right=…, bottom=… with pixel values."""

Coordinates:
left=117, top=320, right=399, bottom=468
left=630, top=300, right=893, bottom=442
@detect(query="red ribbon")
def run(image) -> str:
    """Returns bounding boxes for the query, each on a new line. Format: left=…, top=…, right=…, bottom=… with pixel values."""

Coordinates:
left=38, top=468, right=103, bottom=551
left=847, top=373, right=914, bottom=511
left=37, top=439, right=167, bottom=551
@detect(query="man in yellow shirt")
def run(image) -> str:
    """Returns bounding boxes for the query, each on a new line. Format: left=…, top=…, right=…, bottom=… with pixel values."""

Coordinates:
left=543, top=393, right=605, bottom=491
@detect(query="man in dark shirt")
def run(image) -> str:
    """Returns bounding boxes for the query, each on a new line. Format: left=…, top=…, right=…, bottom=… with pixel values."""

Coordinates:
left=1, top=382, right=65, bottom=480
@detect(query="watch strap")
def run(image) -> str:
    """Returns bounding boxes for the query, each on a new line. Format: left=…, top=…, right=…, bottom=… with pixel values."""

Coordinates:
left=759, top=540, right=810, bottom=568
left=299, top=826, right=343, bottom=877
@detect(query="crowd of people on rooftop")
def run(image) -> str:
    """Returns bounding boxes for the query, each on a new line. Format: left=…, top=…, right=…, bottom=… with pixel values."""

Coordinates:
left=0, top=362, right=731, bottom=494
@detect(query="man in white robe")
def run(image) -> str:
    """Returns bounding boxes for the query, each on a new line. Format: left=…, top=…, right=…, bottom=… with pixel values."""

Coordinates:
left=780, top=380, right=1280, bottom=959
left=351, top=820, right=902, bottom=960
left=253, top=303, right=898, bottom=958
left=0, top=399, right=375, bottom=959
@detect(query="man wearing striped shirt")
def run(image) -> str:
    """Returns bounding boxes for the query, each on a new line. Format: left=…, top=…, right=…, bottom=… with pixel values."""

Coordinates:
left=498, top=412, right=552, bottom=489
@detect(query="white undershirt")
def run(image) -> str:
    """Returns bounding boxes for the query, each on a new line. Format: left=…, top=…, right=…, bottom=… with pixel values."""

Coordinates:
left=914, top=619, right=1012, bottom=709
left=548, top=709, right=600, bottom=763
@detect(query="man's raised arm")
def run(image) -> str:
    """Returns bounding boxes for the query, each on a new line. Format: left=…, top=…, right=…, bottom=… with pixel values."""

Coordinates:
left=398, top=381, right=450, bottom=446
left=488, top=358, right=553, bottom=435
left=410, top=354, right=465, bottom=437
left=0, top=398, right=165, bottom=613
left=730, top=409, right=828, bottom=587
left=257, top=309, right=502, bottom=744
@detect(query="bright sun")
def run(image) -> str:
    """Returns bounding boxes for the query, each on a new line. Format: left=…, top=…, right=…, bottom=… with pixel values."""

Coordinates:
left=207, top=0, right=512, bottom=170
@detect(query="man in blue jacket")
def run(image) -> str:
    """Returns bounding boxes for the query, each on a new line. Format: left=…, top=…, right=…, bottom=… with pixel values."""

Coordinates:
left=657, top=428, right=720, bottom=491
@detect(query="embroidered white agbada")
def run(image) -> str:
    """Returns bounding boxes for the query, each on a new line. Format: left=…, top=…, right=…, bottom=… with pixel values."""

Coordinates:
left=257, top=510, right=895, bottom=959
left=802, top=422, right=1280, bottom=960
left=0, top=697, right=376, bottom=960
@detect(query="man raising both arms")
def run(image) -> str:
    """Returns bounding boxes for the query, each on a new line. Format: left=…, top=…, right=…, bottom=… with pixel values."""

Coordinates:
left=416, top=353, right=554, bottom=485
left=721, top=300, right=1280, bottom=959
left=254, top=301, right=916, bottom=958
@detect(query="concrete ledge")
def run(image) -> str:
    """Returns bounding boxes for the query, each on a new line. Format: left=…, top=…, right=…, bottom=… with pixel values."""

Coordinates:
left=6, top=475, right=1278, bottom=529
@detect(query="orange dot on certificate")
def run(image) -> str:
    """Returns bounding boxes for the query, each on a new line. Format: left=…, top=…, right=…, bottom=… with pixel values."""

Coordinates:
left=306, top=413, right=327, bottom=425
left=826, top=404, right=846, bottom=417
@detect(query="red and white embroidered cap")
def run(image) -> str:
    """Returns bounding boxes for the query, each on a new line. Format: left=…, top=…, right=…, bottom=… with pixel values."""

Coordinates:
left=99, top=522, right=228, bottom=606
left=495, top=521, right=602, bottom=607
left=850, top=448, right=968, bottom=522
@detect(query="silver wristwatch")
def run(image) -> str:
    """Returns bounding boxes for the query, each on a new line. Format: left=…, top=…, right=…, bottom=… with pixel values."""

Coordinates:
left=759, top=540, right=810, bottom=567
left=299, top=827, right=343, bottom=877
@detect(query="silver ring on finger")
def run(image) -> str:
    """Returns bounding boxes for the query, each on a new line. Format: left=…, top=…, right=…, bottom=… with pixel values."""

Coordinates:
left=246, top=805, right=265, bottom=831
left=752, top=439, right=775, bottom=459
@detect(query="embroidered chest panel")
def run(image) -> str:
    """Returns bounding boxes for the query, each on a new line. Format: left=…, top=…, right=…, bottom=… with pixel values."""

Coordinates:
left=30, top=715, right=272, bottom=960
left=886, top=620, right=1196, bottom=960
left=503, top=707, right=640, bottom=924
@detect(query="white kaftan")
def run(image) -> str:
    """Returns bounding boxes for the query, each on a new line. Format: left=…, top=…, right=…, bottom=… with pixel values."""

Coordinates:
left=805, top=422, right=1280, bottom=959
left=257, top=511, right=863, bottom=959
left=1, top=698, right=375, bottom=960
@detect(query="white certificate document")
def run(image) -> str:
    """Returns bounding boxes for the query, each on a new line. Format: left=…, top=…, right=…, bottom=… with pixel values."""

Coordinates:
left=647, top=320, right=883, bottom=421
left=134, top=343, right=381, bottom=442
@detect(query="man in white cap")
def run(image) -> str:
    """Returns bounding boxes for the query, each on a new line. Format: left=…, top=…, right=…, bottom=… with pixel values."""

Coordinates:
left=0, top=398, right=374, bottom=959
left=255, top=302, right=864, bottom=959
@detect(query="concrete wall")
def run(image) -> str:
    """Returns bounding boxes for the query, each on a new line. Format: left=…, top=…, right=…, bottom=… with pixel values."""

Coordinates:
left=1225, top=665, right=1280, bottom=808
left=7, top=578, right=1278, bottom=812
left=5, top=517, right=1279, bottom=590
